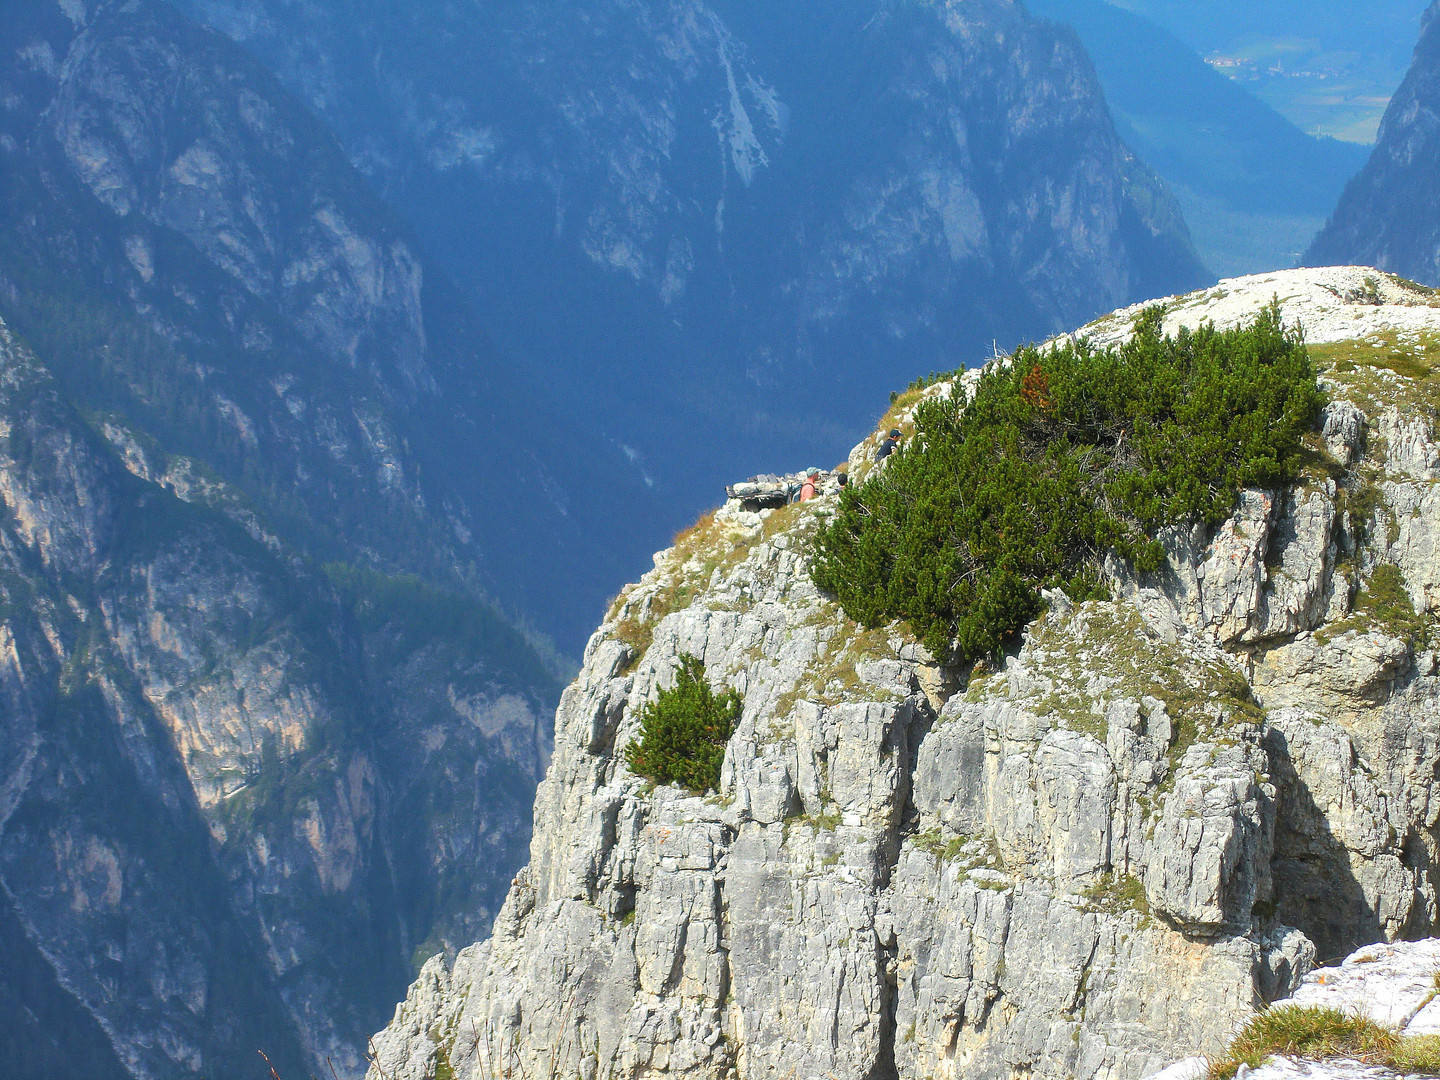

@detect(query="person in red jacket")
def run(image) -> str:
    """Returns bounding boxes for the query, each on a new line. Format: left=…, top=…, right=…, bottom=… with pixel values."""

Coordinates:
left=799, top=470, right=822, bottom=502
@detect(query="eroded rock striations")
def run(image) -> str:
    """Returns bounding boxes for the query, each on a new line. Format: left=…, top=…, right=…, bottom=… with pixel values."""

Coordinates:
left=371, top=267, right=1440, bottom=1080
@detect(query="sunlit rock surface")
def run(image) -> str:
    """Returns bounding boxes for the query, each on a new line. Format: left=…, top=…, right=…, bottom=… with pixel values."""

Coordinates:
left=372, top=267, right=1440, bottom=1080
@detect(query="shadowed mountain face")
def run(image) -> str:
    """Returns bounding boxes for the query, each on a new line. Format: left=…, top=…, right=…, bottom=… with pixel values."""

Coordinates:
left=174, top=0, right=1210, bottom=520
left=0, top=1, right=582, bottom=1076
left=0, top=0, right=660, bottom=655
left=1025, top=0, right=1369, bottom=278
left=1307, top=2, right=1440, bottom=286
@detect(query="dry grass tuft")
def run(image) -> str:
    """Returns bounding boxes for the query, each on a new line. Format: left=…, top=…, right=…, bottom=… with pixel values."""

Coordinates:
left=1205, top=1004, right=1440, bottom=1080
left=1389, top=1032, right=1440, bottom=1074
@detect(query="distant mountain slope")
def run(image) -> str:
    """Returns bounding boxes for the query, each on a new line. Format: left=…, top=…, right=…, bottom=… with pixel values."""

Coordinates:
left=0, top=0, right=657, bottom=653
left=1110, top=0, right=1424, bottom=143
left=1026, top=0, right=1369, bottom=277
left=1307, top=2, right=1440, bottom=286
left=0, top=0, right=605, bottom=1075
left=0, top=314, right=559, bottom=1078
left=175, top=0, right=1209, bottom=521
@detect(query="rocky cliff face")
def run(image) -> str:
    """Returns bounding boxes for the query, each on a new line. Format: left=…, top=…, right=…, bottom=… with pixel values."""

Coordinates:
left=0, top=0, right=656, bottom=652
left=172, top=0, right=1209, bottom=528
left=370, top=266, right=1440, bottom=1080
left=1306, top=2, right=1440, bottom=286
left=0, top=2, right=606, bottom=1075
left=0, top=308, right=557, bottom=1080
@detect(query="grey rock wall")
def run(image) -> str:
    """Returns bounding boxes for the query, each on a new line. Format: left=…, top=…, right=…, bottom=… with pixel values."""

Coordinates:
left=370, top=268, right=1440, bottom=1080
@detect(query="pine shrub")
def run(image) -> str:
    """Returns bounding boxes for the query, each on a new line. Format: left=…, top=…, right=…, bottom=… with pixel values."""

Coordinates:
left=625, top=654, right=741, bottom=792
left=811, top=305, right=1323, bottom=662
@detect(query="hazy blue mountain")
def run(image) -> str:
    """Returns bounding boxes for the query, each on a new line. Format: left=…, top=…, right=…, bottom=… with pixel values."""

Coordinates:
left=1026, top=0, right=1369, bottom=278
left=1307, top=1, right=1440, bottom=285
left=1111, top=0, right=1428, bottom=143
left=174, top=0, right=1209, bottom=537
left=0, top=0, right=663, bottom=655
left=0, top=0, right=596, bottom=1074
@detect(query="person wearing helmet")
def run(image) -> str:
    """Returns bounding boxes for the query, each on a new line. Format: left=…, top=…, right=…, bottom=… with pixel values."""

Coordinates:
left=876, top=428, right=902, bottom=461
left=799, top=469, right=822, bottom=502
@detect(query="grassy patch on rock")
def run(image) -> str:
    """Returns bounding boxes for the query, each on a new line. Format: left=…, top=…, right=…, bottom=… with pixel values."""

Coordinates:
left=1317, top=563, right=1433, bottom=649
left=771, top=614, right=900, bottom=721
left=1207, top=1004, right=1440, bottom=1080
left=608, top=503, right=811, bottom=671
left=913, top=827, right=969, bottom=862
left=969, top=600, right=1262, bottom=752
left=1082, top=871, right=1150, bottom=919
left=1311, top=329, right=1440, bottom=423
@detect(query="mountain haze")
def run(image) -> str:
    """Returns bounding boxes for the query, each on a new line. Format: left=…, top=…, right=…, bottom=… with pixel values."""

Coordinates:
left=1307, top=1, right=1440, bottom=287
left=175, top=0, right=1210, bottom=519
left=1026, top=0, right=1369, bottom=278
left=1110, top=0, right=1427, bottom=143
left=0, top=313, right=559, bottom=1079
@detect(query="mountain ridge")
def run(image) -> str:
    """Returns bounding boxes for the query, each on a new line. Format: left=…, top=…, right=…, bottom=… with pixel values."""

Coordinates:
left=370, top=265, right=1440, bottom=1080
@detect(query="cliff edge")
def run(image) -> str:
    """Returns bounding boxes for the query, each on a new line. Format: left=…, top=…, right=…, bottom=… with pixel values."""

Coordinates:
left=370, top=266, right=1440, bottom=1080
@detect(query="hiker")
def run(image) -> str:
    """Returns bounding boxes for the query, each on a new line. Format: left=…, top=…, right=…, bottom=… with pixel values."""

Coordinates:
left=799, top=469, right=822, bottom=502
left=875, top=428, right=902, bottom=461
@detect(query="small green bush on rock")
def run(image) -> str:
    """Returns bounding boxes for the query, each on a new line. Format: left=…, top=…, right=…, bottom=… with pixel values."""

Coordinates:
left=625, top=654, right=741, bottom=793
left=811, top=305, right=1323, bottom=662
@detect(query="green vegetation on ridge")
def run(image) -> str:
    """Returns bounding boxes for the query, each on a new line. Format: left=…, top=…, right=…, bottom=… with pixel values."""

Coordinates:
left=811, top=306, right=1323, bottom=662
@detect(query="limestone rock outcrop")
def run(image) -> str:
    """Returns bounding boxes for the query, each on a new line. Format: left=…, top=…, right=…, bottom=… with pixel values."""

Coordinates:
left=370, top=267, right=1440, bottom=1080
